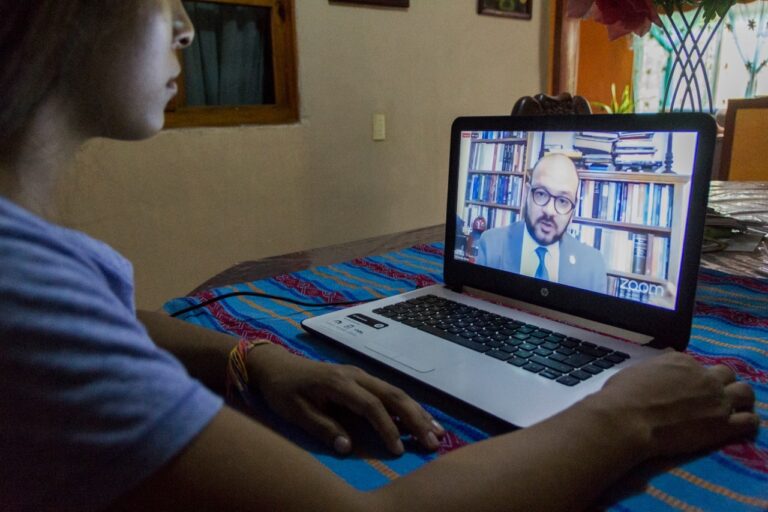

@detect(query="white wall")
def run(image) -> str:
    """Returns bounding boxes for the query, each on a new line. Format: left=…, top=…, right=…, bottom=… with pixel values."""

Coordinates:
left=58, top=0, right=549, bottom=309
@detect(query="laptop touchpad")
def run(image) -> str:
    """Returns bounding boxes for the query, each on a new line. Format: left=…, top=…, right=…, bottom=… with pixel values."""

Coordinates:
left=365, top=340, right=436, bottom=373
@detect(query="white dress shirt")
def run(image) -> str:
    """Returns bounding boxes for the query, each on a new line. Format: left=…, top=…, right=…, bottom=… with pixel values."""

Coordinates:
left=520, top=226, right=560, bottom=283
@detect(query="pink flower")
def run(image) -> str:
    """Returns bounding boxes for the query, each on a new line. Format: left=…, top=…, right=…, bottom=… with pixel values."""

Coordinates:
left=567, top=0, right=597, bottom=18
left=568, top=0, right=662, bottom=40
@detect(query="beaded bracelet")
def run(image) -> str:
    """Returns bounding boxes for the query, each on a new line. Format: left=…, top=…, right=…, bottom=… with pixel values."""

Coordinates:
left=226, top=338, right=270, bottom=406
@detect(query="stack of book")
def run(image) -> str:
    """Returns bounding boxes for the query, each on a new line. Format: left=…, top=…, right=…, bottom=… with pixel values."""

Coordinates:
left=613, top=132, right=662, bottom=172
left=570, top=132, right=664, bottom=172
left=572, top=132, right=617, bottom=171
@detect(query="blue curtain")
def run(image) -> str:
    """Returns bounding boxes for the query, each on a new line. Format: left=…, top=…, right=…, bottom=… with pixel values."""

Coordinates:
left=182, top=2, right=274, bottom=106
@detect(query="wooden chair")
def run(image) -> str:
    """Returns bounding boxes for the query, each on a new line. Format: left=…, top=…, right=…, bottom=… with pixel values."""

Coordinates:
left=511, top=92, right=592, bottom=116
left=719, top=96, right=768, bottom=181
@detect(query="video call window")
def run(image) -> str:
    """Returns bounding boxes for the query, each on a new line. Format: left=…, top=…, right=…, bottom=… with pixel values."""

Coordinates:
left=454, top=129, right=698, bottom=311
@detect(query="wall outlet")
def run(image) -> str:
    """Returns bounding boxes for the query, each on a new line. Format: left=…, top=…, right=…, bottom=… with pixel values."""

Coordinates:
left=372, top=113, right=386, bottom=141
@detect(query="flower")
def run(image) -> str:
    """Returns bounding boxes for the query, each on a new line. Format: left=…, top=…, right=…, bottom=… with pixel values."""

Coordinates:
left=568, top=0, right=738, bottom=41
left=569, top=0, right=662, bottom=40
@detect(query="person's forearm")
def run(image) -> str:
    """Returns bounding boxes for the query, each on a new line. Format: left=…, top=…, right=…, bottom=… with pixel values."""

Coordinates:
left=110, top=397, right=650, bottom=512
left=371, top=392, right=648, bottom=512
left=108, top=349, right=752, bottom=512
left=136, top=309, right=240, bottom=394
left=136, top=311, right=649, bottom=511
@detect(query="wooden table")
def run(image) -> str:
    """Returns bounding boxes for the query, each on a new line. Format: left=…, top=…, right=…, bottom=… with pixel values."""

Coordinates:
left=190, top=224, right=446, bottom=294
left=192, top=182, right=768, bottom=293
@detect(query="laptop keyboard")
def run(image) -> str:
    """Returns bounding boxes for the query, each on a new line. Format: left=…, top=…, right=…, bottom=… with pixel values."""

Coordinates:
left=373, top=295, right=630, bottom=386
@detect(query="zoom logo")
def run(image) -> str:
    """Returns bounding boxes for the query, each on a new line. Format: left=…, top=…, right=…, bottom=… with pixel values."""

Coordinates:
left=619, top=278, right=664, bottom=296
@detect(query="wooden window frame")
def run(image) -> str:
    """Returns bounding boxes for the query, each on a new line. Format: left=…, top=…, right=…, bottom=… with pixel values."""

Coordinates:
left=165, top=0, right=299, bottom=128
left=547, top=0, right=580, bottom=95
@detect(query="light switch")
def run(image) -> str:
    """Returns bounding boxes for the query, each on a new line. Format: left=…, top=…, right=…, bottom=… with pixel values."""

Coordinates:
left=372, top=113, right=386, bottom=141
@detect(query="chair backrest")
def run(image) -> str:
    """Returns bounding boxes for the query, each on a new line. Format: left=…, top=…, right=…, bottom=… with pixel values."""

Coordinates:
left=511, top=92, right=592, bottom=116
left=719, top=96, right=768, bottom=181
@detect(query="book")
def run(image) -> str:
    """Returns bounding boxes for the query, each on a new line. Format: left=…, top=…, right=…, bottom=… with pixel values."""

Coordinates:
left=615, top=154, right=661, bottom=164
left=581, top=131, right=619, bottom=140
left=614, top=146, right=657, bottom=154
left=573, top=135, right=615, bottom=154
left=617, top=131, right=654, bottom=138
left=632, top=233, right=648, bottom=275
left=545, top=148, right=584, bottom=159
left=612, top=132, right=662, bottom=172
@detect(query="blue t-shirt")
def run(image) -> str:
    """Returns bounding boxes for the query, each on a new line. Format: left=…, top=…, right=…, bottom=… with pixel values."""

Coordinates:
left=0, top=197, right=223, bottom=512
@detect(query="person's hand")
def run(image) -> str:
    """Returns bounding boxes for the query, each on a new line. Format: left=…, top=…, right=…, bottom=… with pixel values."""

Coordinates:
left=595, top=351, right=758, bottom=458
left=245, top=344, right=445, bottom=455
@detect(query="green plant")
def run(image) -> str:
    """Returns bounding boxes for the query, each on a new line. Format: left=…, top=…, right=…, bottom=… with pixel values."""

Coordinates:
left=592, top=83, right=635, bottom=114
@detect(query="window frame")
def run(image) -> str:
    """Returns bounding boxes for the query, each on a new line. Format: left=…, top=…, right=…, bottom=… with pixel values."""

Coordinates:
left=547, top=0, right=580, bottom=95
left=165, top=0, right=299, bottom=128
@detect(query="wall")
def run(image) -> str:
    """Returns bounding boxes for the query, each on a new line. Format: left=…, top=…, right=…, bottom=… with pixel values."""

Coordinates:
left=57, top=0, right=549, bottom=309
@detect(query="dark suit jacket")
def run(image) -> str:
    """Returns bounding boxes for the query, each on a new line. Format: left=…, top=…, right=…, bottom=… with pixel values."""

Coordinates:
left=476, top=221, right=608, bottom=293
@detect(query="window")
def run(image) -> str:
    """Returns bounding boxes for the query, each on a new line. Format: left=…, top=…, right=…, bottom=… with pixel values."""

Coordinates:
left=165, top=0, right=298, bottom=128
left=548, top=0, right=767, bottom=113
left=633, top=1, right=768, bottom=113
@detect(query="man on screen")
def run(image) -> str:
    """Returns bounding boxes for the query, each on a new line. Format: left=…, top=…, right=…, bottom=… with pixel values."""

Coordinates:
left=476, top=153, right=607, bottom=293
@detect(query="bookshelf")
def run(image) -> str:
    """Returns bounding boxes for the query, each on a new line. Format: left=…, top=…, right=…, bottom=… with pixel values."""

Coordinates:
left=569, top=170, right=690, bottom=308
left=458, top=132, right=532, bottom=255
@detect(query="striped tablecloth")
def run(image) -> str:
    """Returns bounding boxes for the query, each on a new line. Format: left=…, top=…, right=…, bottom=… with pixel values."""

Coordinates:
left=164, top=243, right=768, bottom=511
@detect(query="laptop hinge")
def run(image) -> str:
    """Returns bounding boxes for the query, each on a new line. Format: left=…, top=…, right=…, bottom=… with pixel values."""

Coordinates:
left=463, top=286, right=655, bottom=345
left=447, top=282, right=463, bottom=293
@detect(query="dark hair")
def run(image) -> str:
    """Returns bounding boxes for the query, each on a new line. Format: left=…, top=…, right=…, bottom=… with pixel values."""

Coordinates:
left=0, top=1, right=130, bottom=142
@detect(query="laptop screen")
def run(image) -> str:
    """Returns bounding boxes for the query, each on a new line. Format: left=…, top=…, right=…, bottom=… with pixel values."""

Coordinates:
left=453, top=129, right=699, bottom=311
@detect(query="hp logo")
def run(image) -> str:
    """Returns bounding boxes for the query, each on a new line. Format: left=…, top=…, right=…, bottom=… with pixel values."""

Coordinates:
left=540, top=287, right=549, bottom=297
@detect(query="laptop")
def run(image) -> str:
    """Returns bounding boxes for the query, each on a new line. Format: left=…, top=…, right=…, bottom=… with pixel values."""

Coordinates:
left=302, top=113, right=716, bottom=427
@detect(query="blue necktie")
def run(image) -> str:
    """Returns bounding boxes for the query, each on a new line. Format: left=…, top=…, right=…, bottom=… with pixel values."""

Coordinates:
left=535, top=247, right=549, bottom=280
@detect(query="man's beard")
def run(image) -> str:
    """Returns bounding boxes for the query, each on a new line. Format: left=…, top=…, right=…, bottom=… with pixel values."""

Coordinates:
left=524, top=208, right=567, bottom=246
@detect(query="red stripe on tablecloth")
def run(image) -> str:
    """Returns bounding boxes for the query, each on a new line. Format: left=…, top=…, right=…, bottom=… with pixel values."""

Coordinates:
left=196, top=290, right=300, bottom=355
left=690, top=353, right=768, bottom=383
left=436, top=431, right=470, bottom=455
left=694, top=303, right=768, bottom=328
left=273, top=274, right=352, bottom=304
left=690, top=353, right=768, bottom=474
left=721, top=441, right=768, bottom=475
left=412, top=244, right=445, bottom=257
left=697, top=271, right=768, bottom=294
left=349, top=258, right=438, bottom=289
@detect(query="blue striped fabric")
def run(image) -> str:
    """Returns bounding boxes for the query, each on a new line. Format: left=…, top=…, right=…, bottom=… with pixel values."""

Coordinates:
left=164, top=243, right=768, bottom=510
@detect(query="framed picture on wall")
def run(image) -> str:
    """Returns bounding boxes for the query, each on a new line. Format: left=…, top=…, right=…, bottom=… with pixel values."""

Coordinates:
left=330, top=0, right=409, bottom=7
left=478, top=0, right=532, bottom=20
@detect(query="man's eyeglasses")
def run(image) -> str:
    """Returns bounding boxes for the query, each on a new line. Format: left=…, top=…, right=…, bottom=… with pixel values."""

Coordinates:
left=530, top=187, right=576, bottom=215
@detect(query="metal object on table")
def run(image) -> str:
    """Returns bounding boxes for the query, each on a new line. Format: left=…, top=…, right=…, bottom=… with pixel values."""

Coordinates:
left=701, top=181, right=768, bottom=278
